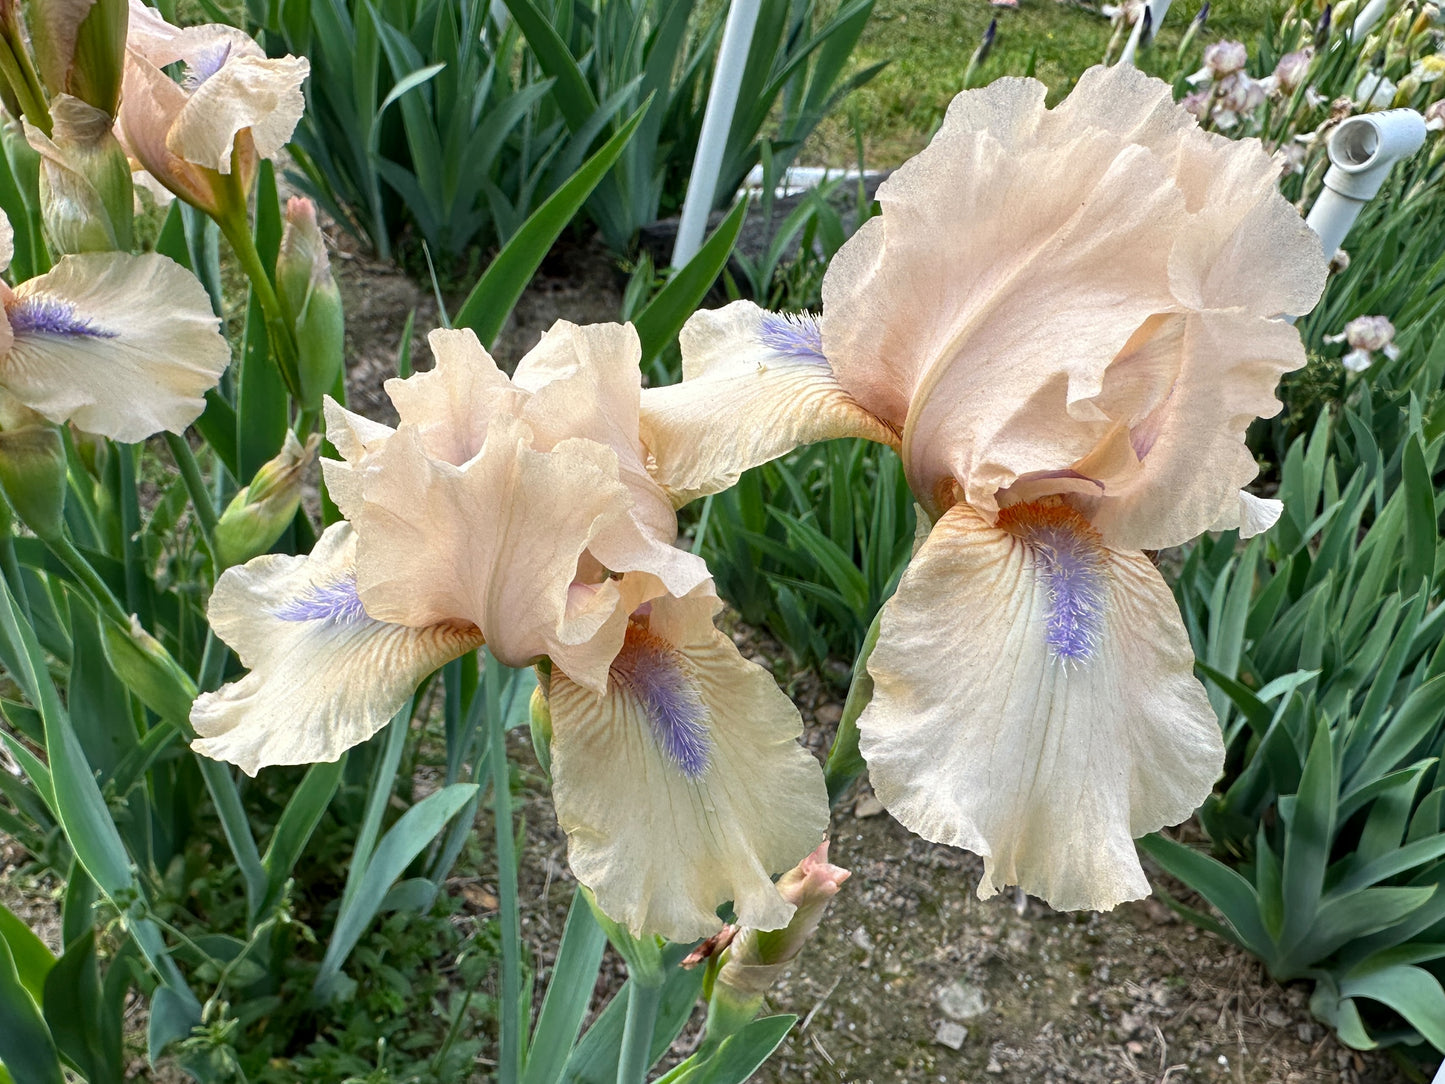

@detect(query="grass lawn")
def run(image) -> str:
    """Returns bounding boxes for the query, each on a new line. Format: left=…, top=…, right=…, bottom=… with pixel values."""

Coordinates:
left=812, top=0, right=1288, bottom=164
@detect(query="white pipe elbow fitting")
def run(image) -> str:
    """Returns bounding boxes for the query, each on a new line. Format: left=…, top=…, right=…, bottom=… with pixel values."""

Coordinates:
left=1322, top=110, right=1429, bottom=200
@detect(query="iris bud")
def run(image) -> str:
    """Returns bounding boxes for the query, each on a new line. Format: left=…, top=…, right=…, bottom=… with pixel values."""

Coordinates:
left=0, top=395, right=66, bottom=540
left=276, top=198, right=344, bottom=410
left=102, top=614, right=198, bottom=726
left=704, top=842, right=850, bottom=1042
left=214, top=431, right=317, bottom=570
left=25, top=95, right=133, bottom=253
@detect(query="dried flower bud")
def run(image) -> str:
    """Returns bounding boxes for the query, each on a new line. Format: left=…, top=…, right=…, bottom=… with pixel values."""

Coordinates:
left=276, top=198, right=344, bottom=410
left=1328, top=247, right=1351, bottom=274
left=1426, top=98, right=1445, bottom=131
left=214, top=431, right=318, bottom=569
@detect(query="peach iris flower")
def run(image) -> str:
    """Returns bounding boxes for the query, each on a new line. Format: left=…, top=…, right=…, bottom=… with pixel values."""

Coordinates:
left=118, top=0, right=308, bottom=214
left=191, top=323, right=828, bottom=941
left=640, top=65, right=1328, bottom=911
left=0, top=210, right=228, bottom=441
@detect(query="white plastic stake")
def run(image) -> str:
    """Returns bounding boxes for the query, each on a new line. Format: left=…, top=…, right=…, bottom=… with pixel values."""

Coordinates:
left=1351, top=0, right=1392, bottom=40
left=1118, top=0, right=1173, bottom=66
left=672, top=0, right=762, bottom=269
left=1304, top=109, right=1426, bottom=260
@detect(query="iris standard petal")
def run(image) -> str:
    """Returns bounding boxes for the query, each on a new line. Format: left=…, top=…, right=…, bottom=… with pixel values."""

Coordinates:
left=515, top=320, right=677, bottom=541
left=384, top=329, right=525, bottom=465
left=822, top=76, right=1188, bottom=521
left=351, top=416, right=647, bottom=692
left=0, top=252, right=229, bottom=442
left=640, top=301, right=899, bottom=507
left=118, top=50, right=218, bottom=211
left=1072, top=311, right=1306, bottom=550
left=191, top=523, right=483, bottom=776
left=857, top=500, right=1223, bottom=912
left=547, top=592, right=829, bottom=941
left=320, top=396, right=395, bottom=520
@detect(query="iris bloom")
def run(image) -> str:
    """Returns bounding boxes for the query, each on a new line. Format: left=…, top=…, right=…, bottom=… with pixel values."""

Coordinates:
left=0, top=209, right=228, bottom=442
left=118, top=0, right=308, bottom=215
left=191, top=322, right=828, bottom=941
left=641, top=65, right=1327, bottom=911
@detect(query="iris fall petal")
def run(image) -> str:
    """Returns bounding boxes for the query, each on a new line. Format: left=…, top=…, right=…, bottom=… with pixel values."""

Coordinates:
left=857, top=501, right=1223, bottom=912
left=0, top=251, right=229, bottom=441
left=191, top=523, right=482, bottom=776
left=548, top=592, right=829, bottom=941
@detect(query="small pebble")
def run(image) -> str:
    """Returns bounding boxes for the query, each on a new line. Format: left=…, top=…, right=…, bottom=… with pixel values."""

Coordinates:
left=934, top=1021, right=968, bottom=1050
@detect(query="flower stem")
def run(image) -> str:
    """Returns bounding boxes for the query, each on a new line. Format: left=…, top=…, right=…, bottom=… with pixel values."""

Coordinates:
left=617, top=976, right=663, bottom=1084
left=163, top=433, right=218, bottom=562
left=48, top=534, right=129, bottom=626
left=217, top=212, right=304, bottom=404
left=489, top=651, right=523, bottom=1084
left=823, top=607, right=884, bottom=805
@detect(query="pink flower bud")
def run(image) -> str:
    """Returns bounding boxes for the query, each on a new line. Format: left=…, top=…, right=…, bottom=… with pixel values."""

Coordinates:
left=713, top=841, right=850, bottom=1000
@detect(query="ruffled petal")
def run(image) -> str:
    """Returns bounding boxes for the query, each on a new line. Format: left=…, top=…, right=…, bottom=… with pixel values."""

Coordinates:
left=820, top=64, right=1324, bottom=525
left=384, top=328, right=525, bottom=465
left=191, top=523, right=482, bottom=776
left=351, top=416, right=648, bottom=691
left=1046, top=66, right=1326, bottom=316
left=822, top=75, right=1187, bottom=520
left=169, top=53, right=309, bottom=171
left=0, top=208, right=12, bottom=273
left=321, top=396, right=395, bottom=520
left=515, top=320, right=675, bottom=539
left=0, top=252, right=229, bottom=442
left=1071, top=311, right=1305, bottom=550
left=639, top=301, right=898, bottom=506
left=1209, top=490, right=1282, bottom=537
left=857, top=501, right=1223, bottom=912
left=548, top=592, right=829, bottom=941
left=510, top=320, right=707, bottom=595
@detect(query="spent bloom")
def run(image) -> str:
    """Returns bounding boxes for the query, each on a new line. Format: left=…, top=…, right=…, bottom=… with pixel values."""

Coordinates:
left=1326, top=314, right=1399, bottom=372
left=118, top=0, right=308, bottom=216
left=1201, top=40, right=1249, bottom=78
left=0, top=208, right=228, bottom=441
left=191, top=322, right=827, bottom=942
left=641, top=65, right=1327, bottom=912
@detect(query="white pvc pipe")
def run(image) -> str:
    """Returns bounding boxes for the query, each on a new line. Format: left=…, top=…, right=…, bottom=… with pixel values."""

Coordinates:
left=1351, top=0, right=1391, bottom=40
left=1118, top=0, right=1173, bottom=66
left=672, top=0, right=762, bottom=268
left=1304, top=109, right=1426, bottom=259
